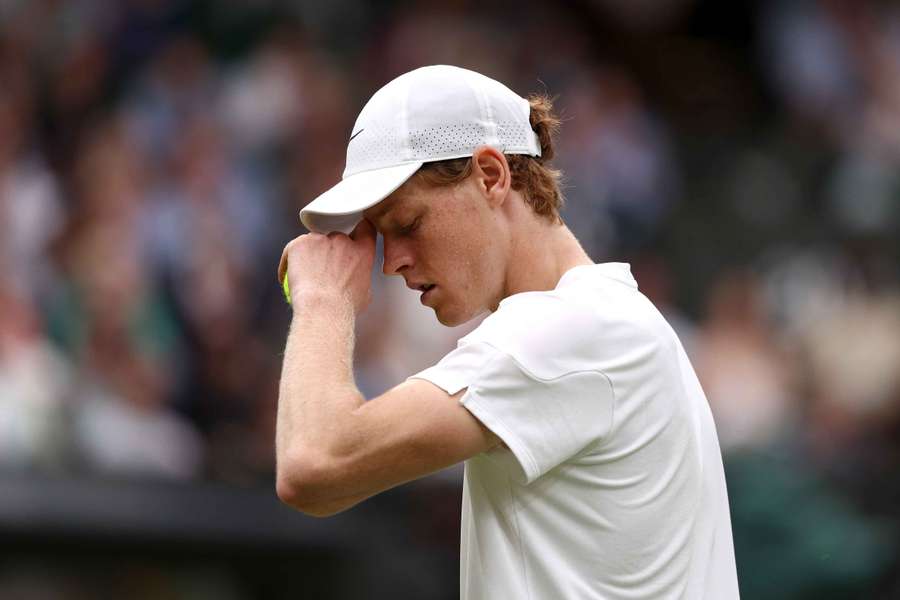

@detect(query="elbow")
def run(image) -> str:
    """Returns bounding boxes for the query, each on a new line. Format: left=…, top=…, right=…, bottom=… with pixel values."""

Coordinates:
left=275, top=473, right=313, bottom=514
left=275, top=450, right=345, bottom=517
left=277, top=482, right=341, bottom=518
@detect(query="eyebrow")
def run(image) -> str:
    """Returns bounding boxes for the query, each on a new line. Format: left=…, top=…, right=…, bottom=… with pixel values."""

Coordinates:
left=365, top=196, right=399, bottom=228
left=367, top=197, right=412, bottom=231
left=367, top=210, right=393, bottom=233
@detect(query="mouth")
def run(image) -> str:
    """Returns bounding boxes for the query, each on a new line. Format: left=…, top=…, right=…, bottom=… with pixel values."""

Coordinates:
left=417, top=283, right=437, bottom=305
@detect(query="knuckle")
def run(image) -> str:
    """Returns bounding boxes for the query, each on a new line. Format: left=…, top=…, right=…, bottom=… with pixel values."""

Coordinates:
left=294, top=234, right=314, bottom=249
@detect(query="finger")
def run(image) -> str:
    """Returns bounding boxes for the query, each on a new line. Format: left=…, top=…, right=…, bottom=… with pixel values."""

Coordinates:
left=350, top=218, right=376, bottom=244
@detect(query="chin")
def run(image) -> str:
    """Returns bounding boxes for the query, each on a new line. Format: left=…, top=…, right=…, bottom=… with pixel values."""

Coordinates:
left=433, top=308, right=460, bottom=327
left=433, top=303, right=477, bottom=328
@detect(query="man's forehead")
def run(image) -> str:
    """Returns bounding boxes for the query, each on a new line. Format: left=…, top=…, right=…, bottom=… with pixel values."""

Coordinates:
left=364, top=188, right=412, bottom=225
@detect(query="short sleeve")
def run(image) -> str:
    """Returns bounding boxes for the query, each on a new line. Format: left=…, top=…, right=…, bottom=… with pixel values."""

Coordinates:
left=409, top=341, right=615, bottom=484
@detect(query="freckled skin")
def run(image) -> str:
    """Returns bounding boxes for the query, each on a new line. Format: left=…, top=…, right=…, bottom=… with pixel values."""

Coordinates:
left=363, top=146, right=591, bottom=327
left=367, top=177, right=508, bottom=326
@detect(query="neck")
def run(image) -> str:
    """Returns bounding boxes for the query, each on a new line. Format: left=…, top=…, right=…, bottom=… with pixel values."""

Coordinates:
left=501, top=217, right=593, bottom=303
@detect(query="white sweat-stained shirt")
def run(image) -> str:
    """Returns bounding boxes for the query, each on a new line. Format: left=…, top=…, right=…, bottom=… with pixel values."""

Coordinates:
left=410, top=263, right=739, bottom=600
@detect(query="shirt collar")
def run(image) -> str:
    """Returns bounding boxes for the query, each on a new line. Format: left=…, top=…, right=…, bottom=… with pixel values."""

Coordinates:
left=556, top=262, right=638, bottom=290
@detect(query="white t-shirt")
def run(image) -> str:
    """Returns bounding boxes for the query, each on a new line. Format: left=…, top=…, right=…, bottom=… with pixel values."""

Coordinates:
left=410, top=263, right=739, bottom=600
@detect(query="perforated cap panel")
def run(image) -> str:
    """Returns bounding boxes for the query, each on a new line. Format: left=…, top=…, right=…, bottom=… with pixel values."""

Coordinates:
left=343, top=65, right=540, bottom=177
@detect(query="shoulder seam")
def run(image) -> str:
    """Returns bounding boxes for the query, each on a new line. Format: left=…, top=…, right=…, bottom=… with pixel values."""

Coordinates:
left=476, top=341, right=610, bottom=384
left=473, top=341, right=618, bottom=444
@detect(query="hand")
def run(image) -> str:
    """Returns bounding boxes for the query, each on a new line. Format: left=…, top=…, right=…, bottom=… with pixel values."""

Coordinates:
left=278, top=219, right=376, bottom=315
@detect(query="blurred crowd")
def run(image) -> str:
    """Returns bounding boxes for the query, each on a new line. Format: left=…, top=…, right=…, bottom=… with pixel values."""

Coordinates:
left=1, top=0, right=899, bottom=597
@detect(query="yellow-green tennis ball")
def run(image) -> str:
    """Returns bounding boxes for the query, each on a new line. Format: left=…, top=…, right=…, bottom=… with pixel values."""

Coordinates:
left=282, top=275, right=292, bottom=305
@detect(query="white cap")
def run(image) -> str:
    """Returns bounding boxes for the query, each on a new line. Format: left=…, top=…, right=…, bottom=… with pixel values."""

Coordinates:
left=299, top=65, right=542, bottom=234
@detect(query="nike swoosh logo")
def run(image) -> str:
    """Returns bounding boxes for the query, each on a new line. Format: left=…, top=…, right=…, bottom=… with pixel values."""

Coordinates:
left=349, top=128, right=365, bottom=142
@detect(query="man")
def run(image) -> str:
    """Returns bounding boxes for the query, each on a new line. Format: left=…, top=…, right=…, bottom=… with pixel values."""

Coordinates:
left=276, top=65, right=739, bottom=599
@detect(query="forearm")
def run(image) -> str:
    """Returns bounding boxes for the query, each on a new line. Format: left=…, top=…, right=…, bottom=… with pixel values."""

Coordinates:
left=276, top=291, right=365, bottom=466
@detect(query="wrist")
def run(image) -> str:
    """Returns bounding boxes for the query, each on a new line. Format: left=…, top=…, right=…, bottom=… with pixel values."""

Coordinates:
left=291, top=288, right=354, bottom=315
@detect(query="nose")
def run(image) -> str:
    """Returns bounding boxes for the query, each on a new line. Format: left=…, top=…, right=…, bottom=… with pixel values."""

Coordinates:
left=382, top=235, right=414, bottom=276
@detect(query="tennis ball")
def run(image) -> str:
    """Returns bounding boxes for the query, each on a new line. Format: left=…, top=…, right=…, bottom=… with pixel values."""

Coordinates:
left=282, top=274, right=292, bottom=305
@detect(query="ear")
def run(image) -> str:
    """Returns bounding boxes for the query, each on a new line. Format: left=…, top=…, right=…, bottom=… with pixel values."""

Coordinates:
left=471, top=146, right=511, bottom=209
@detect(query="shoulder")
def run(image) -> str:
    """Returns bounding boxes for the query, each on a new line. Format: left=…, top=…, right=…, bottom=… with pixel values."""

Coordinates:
left=468, top=291, right=595, bottom=345
left=462, top=287, right=662, bottom=381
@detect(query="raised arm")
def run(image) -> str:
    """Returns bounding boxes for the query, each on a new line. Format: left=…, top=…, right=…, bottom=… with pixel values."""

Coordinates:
left=275, top=222, right=498, bottom=517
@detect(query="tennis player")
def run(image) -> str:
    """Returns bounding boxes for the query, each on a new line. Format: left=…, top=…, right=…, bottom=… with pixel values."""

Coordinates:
left=276, top=65, right=739, bottom=599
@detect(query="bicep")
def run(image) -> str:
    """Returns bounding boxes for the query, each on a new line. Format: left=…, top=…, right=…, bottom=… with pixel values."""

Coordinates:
left=326, top=378, right=500, bottom=502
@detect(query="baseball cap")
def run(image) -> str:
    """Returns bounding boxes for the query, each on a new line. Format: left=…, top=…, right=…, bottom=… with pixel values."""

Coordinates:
left=299, top=65, right=542, bottom=234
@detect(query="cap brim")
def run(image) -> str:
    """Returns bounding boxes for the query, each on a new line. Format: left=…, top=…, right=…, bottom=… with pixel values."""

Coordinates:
left=299, top=161, right=423, bottom=234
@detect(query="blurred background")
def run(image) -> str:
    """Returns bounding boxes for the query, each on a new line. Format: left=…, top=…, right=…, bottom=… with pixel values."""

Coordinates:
left=1, top=0, right=899, bottom=598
